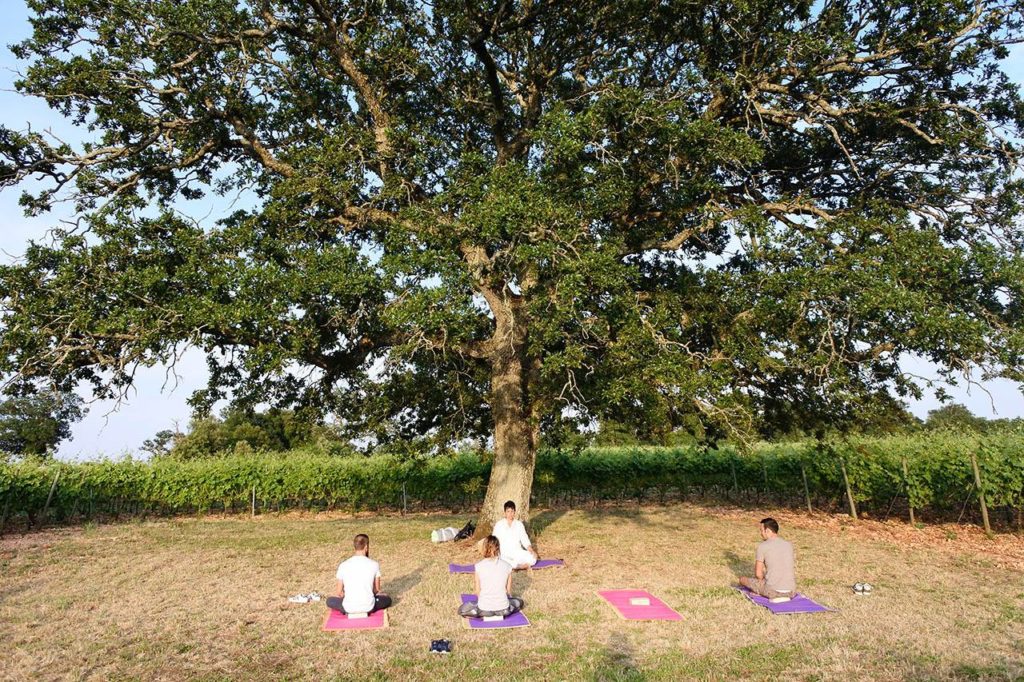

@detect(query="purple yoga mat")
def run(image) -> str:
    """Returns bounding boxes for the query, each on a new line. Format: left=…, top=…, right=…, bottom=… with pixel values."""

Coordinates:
left=449, top=559, right=565, bottom=574
left=459, top=594, right=530, bottom=629
left=735, top=586, right=835, bottom=614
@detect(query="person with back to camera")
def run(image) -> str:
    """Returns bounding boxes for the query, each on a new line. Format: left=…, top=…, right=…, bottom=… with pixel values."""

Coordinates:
left=491, top=500, right=538, bottom=569
left=739, top=517, right=797, bottom=602
left=457, top=535, right=525, bottom=618
left=325, top=533, right=392, bottom=615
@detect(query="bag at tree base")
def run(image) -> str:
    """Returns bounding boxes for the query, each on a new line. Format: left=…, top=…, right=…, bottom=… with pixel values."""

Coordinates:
left=431, top=527, right=458, bottom=543
left=453, top=520, right=475, bottom=541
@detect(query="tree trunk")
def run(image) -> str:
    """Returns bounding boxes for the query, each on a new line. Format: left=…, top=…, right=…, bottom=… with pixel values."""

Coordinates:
left=476, top=346, right=538, bottom=538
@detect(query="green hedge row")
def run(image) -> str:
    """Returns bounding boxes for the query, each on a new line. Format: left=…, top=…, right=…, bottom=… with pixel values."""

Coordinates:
left=2, top=432, right=1022, bottom=530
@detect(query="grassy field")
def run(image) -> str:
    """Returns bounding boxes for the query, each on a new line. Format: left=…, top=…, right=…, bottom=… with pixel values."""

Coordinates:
left=1, top=504, right=1022, bottom=681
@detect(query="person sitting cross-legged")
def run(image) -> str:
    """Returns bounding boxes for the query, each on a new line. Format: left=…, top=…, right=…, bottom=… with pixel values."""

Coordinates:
left=458, top=535, right=525, bottom=619
left=739, top=517, right=797, bottom=602
left=492, top=499, right=538, bottom=569
left=325, top=533, right=392, bottom=615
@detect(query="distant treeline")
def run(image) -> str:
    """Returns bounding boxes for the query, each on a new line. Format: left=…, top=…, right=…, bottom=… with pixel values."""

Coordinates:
left=122, top=402, right=1023, bottom=460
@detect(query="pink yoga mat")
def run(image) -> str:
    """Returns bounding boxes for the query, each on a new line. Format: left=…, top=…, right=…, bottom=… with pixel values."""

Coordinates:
left=449, top=559, right=565, bottom=574
left=459, top=594, right=530, bottom=629
left=735, top=586, right=835, bottom=614
left=322, top=608, right=389, bottom=630
left=598, top=589, right=682, bottom=621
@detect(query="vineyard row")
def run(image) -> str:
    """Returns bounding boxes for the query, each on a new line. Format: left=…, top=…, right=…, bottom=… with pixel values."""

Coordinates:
left=2, top=432, right=1022, bottom=533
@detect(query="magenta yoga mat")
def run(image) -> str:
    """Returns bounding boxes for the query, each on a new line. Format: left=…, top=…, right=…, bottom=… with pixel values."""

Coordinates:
left=322, top=608, right=389, bottom=630
left=449, top=559, right=565, bottom=574
left=459, top=594, right=530, bottom=629
left=735, top=586, right=836, bottom=614
left=597, top=589, right=683, bottom=621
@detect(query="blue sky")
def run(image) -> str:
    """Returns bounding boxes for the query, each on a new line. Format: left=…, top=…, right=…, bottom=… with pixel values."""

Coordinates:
left=0, top=3, right=1021, bottom=459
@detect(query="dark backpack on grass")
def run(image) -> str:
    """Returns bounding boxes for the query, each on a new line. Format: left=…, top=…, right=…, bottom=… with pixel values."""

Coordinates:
left=454, top=520, right=475, bottom=541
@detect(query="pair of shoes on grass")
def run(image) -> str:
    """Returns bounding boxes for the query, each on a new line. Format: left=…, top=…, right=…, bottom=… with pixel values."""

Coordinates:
left=429, top=639, right=452, bottom=654
left=853, top=582, right=874, bottom=595
left=288, top=592, right=323, bottom=604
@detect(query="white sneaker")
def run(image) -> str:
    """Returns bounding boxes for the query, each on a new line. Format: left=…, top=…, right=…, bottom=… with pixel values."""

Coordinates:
left=288, top=594, right=310, bottom=604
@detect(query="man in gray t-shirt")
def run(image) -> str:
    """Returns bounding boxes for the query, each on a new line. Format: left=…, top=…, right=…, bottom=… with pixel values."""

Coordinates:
left=739, top=517, right=796, bottom=600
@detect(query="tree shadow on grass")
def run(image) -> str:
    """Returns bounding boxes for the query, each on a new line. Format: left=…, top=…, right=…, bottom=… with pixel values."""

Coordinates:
left=723, top=550, right=748, bottom=579
left=512, top=567, right=533, bottom=598
left=577, top=506, right=694, bottom=531
left=528, top=509, right=566, bottom=540
left=388, top=562, right=427, bottom=604
left=592, top=630, right=646, bottom=681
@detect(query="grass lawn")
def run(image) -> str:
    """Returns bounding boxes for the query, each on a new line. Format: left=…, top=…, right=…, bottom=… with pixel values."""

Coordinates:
left=1, top=503, right=1022, bottom=681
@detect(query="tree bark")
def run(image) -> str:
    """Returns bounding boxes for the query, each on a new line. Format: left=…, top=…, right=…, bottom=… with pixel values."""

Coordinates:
left=476, top=344, right=538, bottom=538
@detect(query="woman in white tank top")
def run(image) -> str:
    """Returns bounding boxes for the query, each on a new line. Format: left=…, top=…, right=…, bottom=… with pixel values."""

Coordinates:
left=457, top=535, right=525, bottom=618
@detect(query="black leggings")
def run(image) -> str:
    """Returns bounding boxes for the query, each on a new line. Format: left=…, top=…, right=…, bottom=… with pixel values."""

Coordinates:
left=458, top=597, right=524, bottom=618
left=326, top=594, right=392, bottom=614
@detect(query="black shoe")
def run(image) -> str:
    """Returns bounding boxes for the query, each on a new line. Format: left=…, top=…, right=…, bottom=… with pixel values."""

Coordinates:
left=429, top=639, right=452, bottom=654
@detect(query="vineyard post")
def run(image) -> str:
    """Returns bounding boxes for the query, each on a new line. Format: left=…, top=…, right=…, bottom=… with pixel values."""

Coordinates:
left=800, top=463, right=812, bottom=514
left=901, top=456, right=915, bottom=525
left=39, top=467, right=61, bottom=530
left=839, top=456, right=858, bottom=521
left=958, top=482, right=976, bottom=523
left=969, top=450, right=992, bottom=536
left=0, top=494, right=9, bottom=535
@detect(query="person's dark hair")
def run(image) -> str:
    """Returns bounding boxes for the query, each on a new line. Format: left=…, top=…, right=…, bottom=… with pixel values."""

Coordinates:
left=482, top=535, right=501, bottom=559
left=354, top=534, right=370, bottom=552
left=503, top=500, right=516, bottom=512
left=760, top=518, right=779, bottom=534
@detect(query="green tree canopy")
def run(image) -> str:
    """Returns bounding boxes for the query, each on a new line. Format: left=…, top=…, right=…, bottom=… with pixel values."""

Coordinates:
left=924, top=403, right=988, bottom=431
left=0, top=389, right=85, bottom=457
left=154, top=407, right=343, bottom=459
left=1, top=0, right=1023, bottom=528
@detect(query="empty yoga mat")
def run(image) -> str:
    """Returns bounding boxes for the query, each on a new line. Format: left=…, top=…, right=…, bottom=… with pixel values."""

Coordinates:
left=459, top=594, right=531, bottom=629
left=597, top=589, right=682, bottom=621
left=735, top=587, right=835, bottom=614
left=448, top=559, right=565, bottom=574
left=322, top=608, right=389, bottom=630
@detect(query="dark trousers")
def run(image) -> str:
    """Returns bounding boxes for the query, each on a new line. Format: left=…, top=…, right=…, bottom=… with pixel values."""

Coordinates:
left=326, top=594, right=392, bottom=614
left=458, top=596, right=524, bottom=618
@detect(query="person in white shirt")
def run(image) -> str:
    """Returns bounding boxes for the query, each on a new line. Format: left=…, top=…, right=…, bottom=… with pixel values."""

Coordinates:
left=491, top=500, right=538, bottom=569
left=325, top=533, right=392, bottom=614
left=458, top=535, right=525, bottom=618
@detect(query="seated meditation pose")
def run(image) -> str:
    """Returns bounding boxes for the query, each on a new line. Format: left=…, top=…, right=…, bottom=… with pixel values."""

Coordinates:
left=739, top=517, right=796, bottom=601
left=492, top=500, right=538, bottom=569
left=458, top=535, right=525, bottom=618
left=325, top=533, right=392, bottom=615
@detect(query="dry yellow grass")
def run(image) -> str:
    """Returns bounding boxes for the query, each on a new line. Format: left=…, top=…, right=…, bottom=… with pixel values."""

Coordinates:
left=1, top=504, right=1022, bottom=681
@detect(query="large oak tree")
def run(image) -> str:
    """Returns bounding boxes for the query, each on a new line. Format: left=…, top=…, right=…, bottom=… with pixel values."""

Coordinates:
left=2, top=0, right=1023, bottom=530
